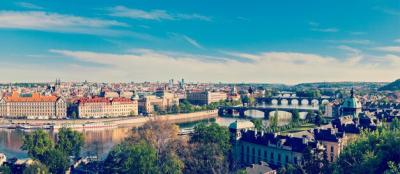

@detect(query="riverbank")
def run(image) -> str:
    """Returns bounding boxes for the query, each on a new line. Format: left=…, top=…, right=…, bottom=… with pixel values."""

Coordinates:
left=0, top=110, right=218, bottom=129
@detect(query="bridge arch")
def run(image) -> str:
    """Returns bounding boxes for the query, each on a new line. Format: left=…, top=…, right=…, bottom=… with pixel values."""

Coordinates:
left=311, top=99, right=319, bottom=106
left=300, top=99, right=309, bottom=105
left=291, top=99, right=299, bottom=106
left=321, top=99, right=330, bottom=105
left=281, top=99, right=289, bottom=106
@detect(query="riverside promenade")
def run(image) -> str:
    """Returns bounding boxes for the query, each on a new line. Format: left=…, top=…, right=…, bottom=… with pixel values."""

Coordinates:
left=0, top=110, right=218, bottom=128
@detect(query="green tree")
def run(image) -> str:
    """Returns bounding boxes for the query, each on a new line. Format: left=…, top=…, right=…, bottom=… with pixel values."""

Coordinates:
left=171, top=104, right=181, bottom=114
left=334, top=127, right=400, bottom=174
left=251, top=119, right=263, bottom=130
left=160, top=152, right=184, bottom=174
left=56, top=128, right=84, bottom=159
left=191, top=123, right=231, bottom=153
left=292, top=110, right=300, bottom=123
left=104, top=141, right=159, bottom=174
left=0, top=165, right=11, bottom=174
left=23, top=161, right=49, bottom=174
left=41, top=149, right=69, bottom=174
left=21, top=129, right=54, bottom=160
left=269, top=110, right=279, bottom=132
left=183, top=142, right=229, bottom=174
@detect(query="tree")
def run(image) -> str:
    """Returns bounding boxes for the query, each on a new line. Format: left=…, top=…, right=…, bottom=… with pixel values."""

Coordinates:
left=183, top=142, right=229, bottom=174
left=160, top=152, right=184, bottom=174
left=292, top=110, right=300, bottom=123
left=334, top=127, right=400, bottom=174
left=70, top=111, right=77, bottom=119
left=315, top=113, right=322, bottom=126
left=104, top=141, right=159, bottom=174
left=110, top=119, right=184, bottom=174
left=171, top=104, right=181, bottom=114
left=21, top=129, right=54, bottom=160
left=0, top=165, right=11, bottom=174
left=269, top=110, right=279, bottom=132
left=56, top=128, right=84, bottom=159
left=41, top=148, right=69, bottom=174
left=23, top=161, right=49, bottom=174
left=251, top=118, right=263, bottom=130
left=191, top=123, right=231, bottom=154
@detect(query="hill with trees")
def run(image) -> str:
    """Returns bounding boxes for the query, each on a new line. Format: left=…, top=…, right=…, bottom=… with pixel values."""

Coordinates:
left=379, top=79, right=400, bottom=91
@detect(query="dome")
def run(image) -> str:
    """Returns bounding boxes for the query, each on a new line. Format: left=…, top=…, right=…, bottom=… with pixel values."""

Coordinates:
left=342, top=89, right=361, bottom=109
left=229, top=120, right=255, bottom=130
left=342, top=97, right=362, bottom=109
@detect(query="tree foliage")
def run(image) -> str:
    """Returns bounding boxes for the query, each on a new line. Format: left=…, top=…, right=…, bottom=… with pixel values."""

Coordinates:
left=21, top=129, right=54, bottom=160
left=56, top=128, right=84, bottom=158
left=333, top=123, right=400, bottom=174
left=191, top=123, right=231, bottom=154
left=104, top=141, right=159, bottom=174
left=23, top=161, right=49, bottom=174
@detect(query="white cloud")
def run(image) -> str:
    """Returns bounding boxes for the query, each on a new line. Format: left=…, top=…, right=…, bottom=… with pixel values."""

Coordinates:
left=394, top=39, right=400, bottom=43
left=375, top=46, right=400, bottom=53
left=0, top=11, right=127, bottom=35
left=16, top=2, right=43, bottom=10
left=311, top=28, right=339, bottom=33
left=108, top=6, right=211, bottom=21
left=328, top=39, right=373, bottom=45
left=182, top=35, right=203, bottom=49
left=30, top=49, right=400, bottom=84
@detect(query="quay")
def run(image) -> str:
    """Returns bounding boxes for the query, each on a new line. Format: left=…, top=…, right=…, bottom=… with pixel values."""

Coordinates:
left=0, top=110, right=218, bottom=129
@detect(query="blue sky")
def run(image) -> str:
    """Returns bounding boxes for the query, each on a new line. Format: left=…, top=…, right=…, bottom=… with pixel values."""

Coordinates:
left=0, top=0, right=399, bottom=84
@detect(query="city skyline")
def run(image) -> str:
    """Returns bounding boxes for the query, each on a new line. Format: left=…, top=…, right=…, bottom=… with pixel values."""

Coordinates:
left=0, top=0, right=399, bottom=84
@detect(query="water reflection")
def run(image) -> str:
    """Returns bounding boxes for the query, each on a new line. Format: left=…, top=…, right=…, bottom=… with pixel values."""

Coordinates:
left=0, top=127, right=132, bottom=159
left=0, top=105, right=305, bottom=159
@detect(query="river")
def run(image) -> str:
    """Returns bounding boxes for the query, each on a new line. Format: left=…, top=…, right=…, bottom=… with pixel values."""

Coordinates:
left=0, top=104, right=312, bottom=160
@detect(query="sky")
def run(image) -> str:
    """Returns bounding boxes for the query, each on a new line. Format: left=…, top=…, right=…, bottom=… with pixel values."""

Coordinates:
left=0, top=0, right=399, bottom=84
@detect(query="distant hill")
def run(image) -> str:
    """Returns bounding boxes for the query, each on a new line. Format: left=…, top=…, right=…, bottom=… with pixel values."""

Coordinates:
left=378, top=79, right=400, bottom=91
left=295, top=82, right=386, bottom=89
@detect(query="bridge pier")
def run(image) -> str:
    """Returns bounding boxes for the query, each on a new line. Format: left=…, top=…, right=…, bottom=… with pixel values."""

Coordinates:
left=218, top=108, right=224, bottom=116
left=239, top=110, right=245, bottom=118
left=263, top=110, right=272, bottom=119
left=227, top=109, right=233, bottom=116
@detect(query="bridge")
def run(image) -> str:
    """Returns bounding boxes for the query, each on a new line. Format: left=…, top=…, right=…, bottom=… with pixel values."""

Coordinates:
left=255, top=96, right=334, bottom=106
left=218, top=106, right=319, bottom=119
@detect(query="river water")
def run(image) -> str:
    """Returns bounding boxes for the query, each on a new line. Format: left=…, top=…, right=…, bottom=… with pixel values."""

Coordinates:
left=0, top=104, right=313, bottom=159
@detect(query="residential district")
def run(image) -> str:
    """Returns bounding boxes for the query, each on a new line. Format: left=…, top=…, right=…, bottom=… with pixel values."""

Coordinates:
left=0, top=79, right=400, bottom=174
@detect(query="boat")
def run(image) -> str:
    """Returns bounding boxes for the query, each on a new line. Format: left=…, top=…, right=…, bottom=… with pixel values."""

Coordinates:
left=51, top=121, right=117, bottom=130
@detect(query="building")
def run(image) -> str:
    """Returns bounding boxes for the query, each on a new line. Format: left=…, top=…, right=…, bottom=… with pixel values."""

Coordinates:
left=75, top=97, right=138, bottom=118
left=0, top=92, right=66, bottom=119
left=341, top=89, right=362, bottom=117
left=313, top=128, right=347, bottom=162
left=230, top=121, right=324, bottom=167
left=245, top=161, right=277, bottom=174
left=187, top=91, right=227, bottom=105
left=0, top=153, right=6, bottom=166
left=138, top=91, right=179, bottom=114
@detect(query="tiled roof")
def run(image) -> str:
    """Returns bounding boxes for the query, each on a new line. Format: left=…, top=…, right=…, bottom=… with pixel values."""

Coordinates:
left=3, top=92, right=58, bottom=102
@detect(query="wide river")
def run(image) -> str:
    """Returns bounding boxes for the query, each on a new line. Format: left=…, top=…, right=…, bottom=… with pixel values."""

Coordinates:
left=0, top=104, right=312, bottom=159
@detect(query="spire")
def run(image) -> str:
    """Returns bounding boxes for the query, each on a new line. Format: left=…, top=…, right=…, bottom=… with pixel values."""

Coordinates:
left=350, top=88, right=354, bottom=98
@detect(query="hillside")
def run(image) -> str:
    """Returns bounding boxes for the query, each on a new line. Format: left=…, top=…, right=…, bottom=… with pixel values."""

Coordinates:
left=378, top=79, right=400, bottom=91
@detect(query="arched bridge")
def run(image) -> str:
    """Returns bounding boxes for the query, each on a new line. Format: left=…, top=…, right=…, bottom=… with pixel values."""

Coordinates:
left=256, top=96, right=334, bottom=106
left=218, top=106, right=319, bottom=119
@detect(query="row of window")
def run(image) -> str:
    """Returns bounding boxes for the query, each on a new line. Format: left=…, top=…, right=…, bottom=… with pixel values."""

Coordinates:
left=241, top=145, right=299, bottom=166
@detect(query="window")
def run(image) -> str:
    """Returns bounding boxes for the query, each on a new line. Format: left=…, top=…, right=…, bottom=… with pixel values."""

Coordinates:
left=331, top=146, right=334, bottom=153
left=285, top=155, right=289, bottom=163
left=270, top=152, right=274, bottom=162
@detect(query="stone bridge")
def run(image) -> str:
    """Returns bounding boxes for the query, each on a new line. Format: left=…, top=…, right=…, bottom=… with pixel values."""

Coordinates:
left=255, top=96, right=334, bottom=106
left=218, top=106, right=319, bottom=119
